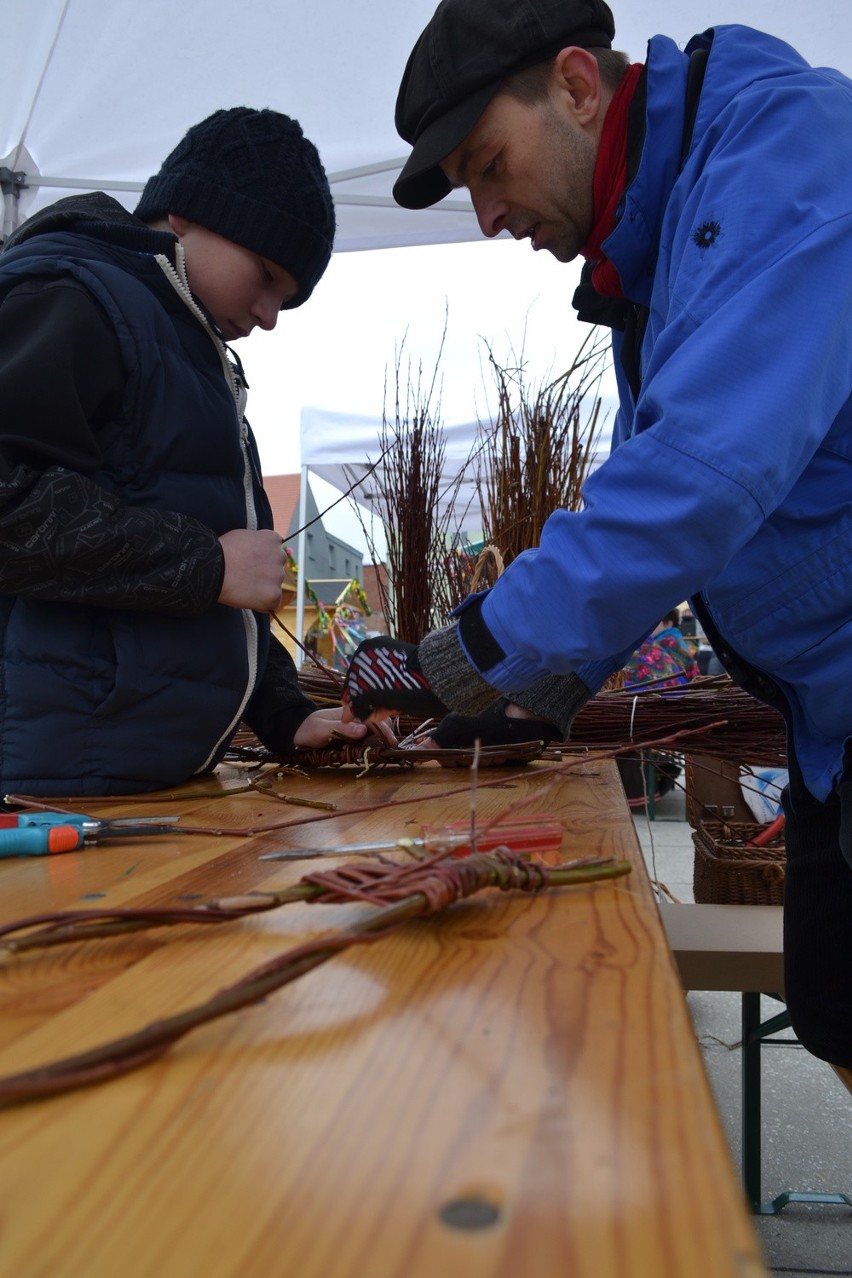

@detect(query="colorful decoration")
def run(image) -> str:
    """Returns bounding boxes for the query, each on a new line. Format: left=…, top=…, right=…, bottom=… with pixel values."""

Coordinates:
left=623, top=626, right=699, bottom=689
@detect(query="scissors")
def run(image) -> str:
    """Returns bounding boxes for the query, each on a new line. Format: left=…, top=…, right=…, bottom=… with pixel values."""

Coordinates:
left=0, top=810, right=182, bottom=857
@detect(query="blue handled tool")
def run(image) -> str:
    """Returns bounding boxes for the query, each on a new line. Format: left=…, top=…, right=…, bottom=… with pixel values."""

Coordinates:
left=0, top=810, right=181, bottom=858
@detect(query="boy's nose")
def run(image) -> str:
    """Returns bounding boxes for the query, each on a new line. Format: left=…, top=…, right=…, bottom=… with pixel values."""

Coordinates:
left=252, top=296, right=279, bottom=331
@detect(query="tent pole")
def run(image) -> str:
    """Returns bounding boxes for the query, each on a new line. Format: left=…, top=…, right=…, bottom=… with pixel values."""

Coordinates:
left=294, top=466, right=309, bottom=669
left=0, top=167, right=27, bottom=241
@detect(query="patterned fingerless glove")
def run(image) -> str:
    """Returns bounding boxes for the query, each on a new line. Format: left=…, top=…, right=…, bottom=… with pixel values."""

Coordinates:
left=344, top=636, right=448, bottom=720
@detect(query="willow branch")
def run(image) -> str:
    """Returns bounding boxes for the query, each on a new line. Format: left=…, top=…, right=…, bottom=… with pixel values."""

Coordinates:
left=0, top=848, right=630, bottom=1106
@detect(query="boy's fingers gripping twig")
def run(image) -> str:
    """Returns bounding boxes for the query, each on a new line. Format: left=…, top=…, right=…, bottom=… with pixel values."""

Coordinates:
left=217, top=528, right=286, bottom=612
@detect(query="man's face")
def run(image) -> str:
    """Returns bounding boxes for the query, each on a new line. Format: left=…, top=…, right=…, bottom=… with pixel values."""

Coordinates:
left=440, top=88, right=598, bottom=264
left=169, top=217, right=299, bottom=341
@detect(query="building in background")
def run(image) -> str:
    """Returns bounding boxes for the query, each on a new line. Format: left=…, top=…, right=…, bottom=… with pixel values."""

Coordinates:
left=265, top=475, right=388, bottom=667
left=265, top=475, right=364, bottom=603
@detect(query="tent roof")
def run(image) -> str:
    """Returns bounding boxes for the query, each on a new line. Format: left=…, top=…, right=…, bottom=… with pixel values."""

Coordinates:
left=1, top=0, right=480, bottom=251
left=5, top=2, right=849, bottom=252
left=300, top=405, right=486, bottom=534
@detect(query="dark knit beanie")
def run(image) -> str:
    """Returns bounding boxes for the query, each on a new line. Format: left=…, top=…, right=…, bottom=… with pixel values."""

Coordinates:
left=134, top=107, right=335, bottom=308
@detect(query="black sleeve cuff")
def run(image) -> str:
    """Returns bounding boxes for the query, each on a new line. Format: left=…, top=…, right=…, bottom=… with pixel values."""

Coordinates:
left=457, top=595, right=506, bottom=672
left=418, top=621, right=501, bottom=717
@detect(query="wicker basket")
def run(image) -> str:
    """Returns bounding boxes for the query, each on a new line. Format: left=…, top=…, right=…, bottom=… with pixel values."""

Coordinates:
left=692, top=820, right=785, bottom=906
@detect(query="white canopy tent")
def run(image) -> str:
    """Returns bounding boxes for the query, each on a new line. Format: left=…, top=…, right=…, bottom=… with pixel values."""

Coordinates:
left=295, top=406, right=486, bottom=648
left=1, top=0, right=483, bottom=248
left=3, top=1, right=848, bottom=247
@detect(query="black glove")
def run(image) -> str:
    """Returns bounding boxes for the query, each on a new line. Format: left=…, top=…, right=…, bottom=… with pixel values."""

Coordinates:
left=344, top=636, right=448, bottom=721
left=431, top=700, right=560, bottom=749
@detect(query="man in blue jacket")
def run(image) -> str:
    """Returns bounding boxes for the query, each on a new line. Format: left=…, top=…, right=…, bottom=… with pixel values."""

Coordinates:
left=342, top=0, right=852, bottom=1072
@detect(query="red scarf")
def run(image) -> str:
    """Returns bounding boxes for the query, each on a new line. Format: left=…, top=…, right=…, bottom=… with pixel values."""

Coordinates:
left=580, top=62, right=644, bottom=297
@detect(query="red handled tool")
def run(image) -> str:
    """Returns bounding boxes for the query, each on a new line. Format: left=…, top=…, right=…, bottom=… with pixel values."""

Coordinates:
left=258, top=814, right=564, bottom=862
left=747, top=812, right=785, bottom=847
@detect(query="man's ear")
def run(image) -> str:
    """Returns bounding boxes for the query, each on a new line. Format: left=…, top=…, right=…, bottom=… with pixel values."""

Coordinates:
left=167, top=212, right=191, bottom=237
left=551, top=46, right=604, bottom=128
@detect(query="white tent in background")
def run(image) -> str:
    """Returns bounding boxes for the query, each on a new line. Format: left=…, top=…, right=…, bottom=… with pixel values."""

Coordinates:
left=296, top=407, right=486, bottom=650
left=299, top=407, right=485, bottom=528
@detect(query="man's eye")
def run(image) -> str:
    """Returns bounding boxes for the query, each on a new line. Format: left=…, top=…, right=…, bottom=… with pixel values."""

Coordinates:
left=260, top=261, right=274, bottom=283
left=482, top=158, right=497, bottom=179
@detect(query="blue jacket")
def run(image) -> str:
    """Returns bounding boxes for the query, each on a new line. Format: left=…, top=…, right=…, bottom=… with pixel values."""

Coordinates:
left=0, top=201, right=273, bottom=793
left=470, top=26, right=852, bottom=800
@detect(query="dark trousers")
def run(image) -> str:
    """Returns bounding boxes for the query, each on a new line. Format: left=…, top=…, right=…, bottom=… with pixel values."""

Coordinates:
left=782, top=749, right=852, bottom=1068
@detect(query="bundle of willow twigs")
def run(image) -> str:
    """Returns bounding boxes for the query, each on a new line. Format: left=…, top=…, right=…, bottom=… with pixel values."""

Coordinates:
left=568, top=676, right=786, bottom=765
left=477, top=329, right=609, bottom=565
left=352, top=324, right=482, bottom=639
left=293, top=662, right=350, bottom=705
left=288, top=665, right=785, bottom=767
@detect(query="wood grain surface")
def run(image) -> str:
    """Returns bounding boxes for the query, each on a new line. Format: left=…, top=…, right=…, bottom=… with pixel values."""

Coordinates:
left=0, top=758, right=765, bottom=1278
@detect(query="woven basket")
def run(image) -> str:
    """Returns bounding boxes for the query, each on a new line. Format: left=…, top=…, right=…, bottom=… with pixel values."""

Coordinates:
left=692, top=820, right=785, bottom=906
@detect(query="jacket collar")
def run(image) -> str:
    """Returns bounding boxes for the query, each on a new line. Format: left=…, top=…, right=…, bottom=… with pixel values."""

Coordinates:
left=600, top=34, right=692, bottom=308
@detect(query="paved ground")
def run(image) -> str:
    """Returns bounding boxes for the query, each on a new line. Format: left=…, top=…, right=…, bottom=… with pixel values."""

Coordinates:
left=632, top=783, right=852, bottom=1277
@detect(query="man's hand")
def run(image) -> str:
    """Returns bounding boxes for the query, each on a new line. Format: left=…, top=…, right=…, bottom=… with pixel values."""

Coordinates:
left=419, top=701, right=559, bottom=752
left=293, top=707, right=397, bottom=749
left=218, top=529, right=288, bottom=612
left=341, top=636, right=447, bottom=724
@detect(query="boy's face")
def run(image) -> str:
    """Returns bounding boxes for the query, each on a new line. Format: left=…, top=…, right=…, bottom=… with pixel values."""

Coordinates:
left=168, top=215, right=299, bottom=340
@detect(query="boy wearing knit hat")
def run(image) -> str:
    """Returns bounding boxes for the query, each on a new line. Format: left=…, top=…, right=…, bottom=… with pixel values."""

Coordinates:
left=0, top=106, right=377, bottom=797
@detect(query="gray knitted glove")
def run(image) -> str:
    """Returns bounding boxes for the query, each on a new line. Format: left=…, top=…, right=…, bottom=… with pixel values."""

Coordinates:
left=509, top=673, right=592, bottom=740
left=418, top=623, right=501, bottom=717
left=419, top=622, right=591, bottom=743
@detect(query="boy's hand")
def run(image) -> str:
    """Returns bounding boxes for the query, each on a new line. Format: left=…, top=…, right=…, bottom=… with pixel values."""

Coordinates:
left=218, top=529, right=289, bottom=612
left=292, top=707, right=397, bottom=749
left=342, top=636, right=447, bottom=723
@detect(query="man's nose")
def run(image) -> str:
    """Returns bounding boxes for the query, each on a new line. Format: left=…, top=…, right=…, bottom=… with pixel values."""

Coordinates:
left=474, top=194, right=508, bottom=239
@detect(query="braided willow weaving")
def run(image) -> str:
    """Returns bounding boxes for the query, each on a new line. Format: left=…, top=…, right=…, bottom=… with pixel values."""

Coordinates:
left=287, top=668, right=785, bottom=767
left=0, top=847, right=630, bottom=1106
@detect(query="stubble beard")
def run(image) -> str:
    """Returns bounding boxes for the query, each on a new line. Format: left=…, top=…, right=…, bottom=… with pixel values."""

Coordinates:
left=539, top=104, right=598, bottom=263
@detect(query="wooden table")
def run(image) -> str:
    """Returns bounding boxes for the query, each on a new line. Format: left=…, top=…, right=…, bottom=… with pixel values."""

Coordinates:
left=0, top=758, right=765, bottom=1278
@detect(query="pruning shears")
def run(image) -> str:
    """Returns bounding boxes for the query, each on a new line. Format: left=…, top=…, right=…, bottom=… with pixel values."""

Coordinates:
left=0, top=810, right=182, bottom=857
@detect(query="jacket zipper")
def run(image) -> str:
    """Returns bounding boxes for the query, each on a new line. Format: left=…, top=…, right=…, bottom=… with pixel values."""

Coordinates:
left=154, top=249, right=260, bottom=771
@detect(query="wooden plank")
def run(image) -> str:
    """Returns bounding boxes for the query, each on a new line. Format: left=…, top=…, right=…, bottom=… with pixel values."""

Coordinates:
left=661, top=903, right=784, bottom=993
left=0, top=759, right=764, bottom=1278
